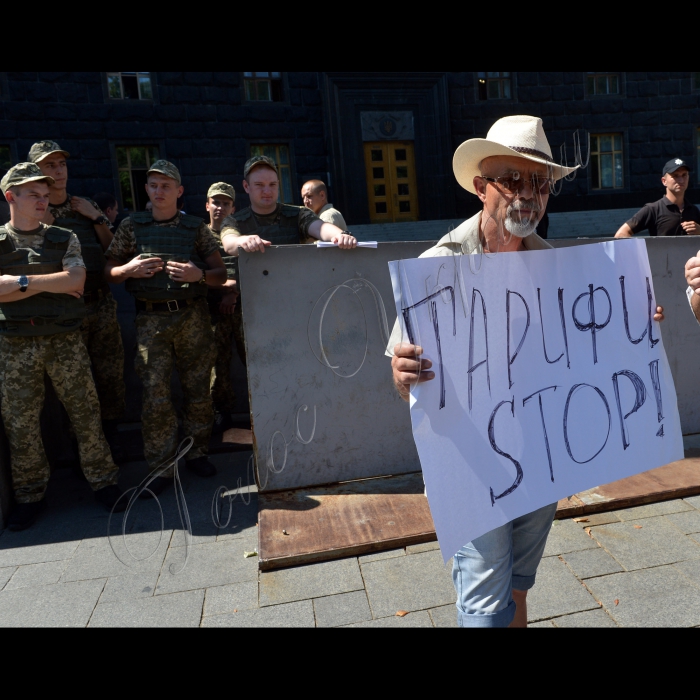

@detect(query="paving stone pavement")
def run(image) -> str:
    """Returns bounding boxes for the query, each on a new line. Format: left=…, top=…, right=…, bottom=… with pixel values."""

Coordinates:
left=3, top=454, right=700, bottom=627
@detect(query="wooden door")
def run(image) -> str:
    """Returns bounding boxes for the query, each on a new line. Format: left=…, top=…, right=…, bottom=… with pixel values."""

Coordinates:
left=363, top=141, right=419, bottom=223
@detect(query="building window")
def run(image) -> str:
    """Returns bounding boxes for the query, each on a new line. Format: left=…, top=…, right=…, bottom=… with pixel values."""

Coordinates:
left=696, top=127, right=700, bottom=171
left=116, top=145, right=160, bottom=212
left=107, top=72, right=153, bottom=100
left=693, top=73, right=700, bottom=92
left=477, top=72, right=511, bottom=100
left=586, top=72, right=620, bottom=96
left=249, top=144, right=293, bottom=203
left=0, top=145, right=11, bottom=172
left=244, top=72, right=283, bottom=102
left=591, top=134, right=624, bottom=190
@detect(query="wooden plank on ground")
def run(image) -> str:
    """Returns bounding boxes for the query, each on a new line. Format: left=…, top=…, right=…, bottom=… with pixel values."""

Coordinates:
left=555, top=456, right=700, bottom=519
left=258, top=458, right=700, bottom=570
left=258, top=472, right=435, bottom=570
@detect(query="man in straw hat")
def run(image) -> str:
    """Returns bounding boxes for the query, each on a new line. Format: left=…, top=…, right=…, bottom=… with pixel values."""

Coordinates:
left=0, top=163, right=126, bottom=530
left=389, top=116, right=665, bottom=627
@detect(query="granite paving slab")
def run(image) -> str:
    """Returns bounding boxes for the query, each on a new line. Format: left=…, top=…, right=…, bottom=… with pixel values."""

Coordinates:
left=0, top=566, right=18, bottom=591
left=362, top=550, right=455, bottom=619
left=552, top=608, right=618, bottom=628
left=571, top=512, right=620, bottom=527
left=562, top=547, right=624, bottom=579
left=683, top=495, right=700, bottom=510
left=4, top=560, right=69, bottom=590
left=259, top=557, right=364, bottom=607
left=357, top=548, right=405, bottom=565
left=61, top=531, right=172, bottom=582
left=529, top=620, right=556, bottom=628
left=586, top=565, right=700, bottom=627
left=155, top=540, right=258, bottom=595
left=663, top=510, right=700, bottom=535
left=406, top=542, right=440, bottom=555
left=313, top=590, right=372, bottom=627
left=201, top=600, right=314, bottom=627
left=672, top=557, right=700, bottom=585
left=615, top=499, right=693, bottom=521
left=543, top=519, right=599, bottom=557
left=527, top=557, right=599, bottom=622
left=428, top=604, right=458, bottom=628
left=0, top=538, right=81, bottom=568
left=590, top=518, right=700, bottom=571
left=99, top=573, right=160, bottom=603
left=0, top=579, right=105, bottom=627
left=341, top=610, right=434, bottom=628
left=203, top=581, right=258, bottom=616
left=89, top=589, right=204, bottom=627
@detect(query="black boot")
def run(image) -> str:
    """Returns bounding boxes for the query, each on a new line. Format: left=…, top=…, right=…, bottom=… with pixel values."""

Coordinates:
left=211, top=411, right=235, bottom=435
left=94, top=484, right=128, bottom=512
left=7, top=500, right=47, bottom=531
left=138, top=476, right=171, bottom=499
left=186, top=456, right=217, bottom=478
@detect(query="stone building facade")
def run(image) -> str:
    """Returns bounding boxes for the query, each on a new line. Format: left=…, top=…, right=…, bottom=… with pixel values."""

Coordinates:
left=0, top=72, right=698, bottom=225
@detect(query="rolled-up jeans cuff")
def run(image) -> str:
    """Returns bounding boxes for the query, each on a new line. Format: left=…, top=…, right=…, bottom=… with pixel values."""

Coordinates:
left=457, top=599, right=516, bottom=628
left=512, top=572, right=537, bottom=591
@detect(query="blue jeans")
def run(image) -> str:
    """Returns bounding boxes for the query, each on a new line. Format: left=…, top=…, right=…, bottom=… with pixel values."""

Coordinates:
left=452, top=502, right=558, bottom=628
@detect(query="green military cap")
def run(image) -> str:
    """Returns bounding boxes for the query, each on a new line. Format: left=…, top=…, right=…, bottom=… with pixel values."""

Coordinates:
left=207, top=182, right=236, bottom=202
left=28, top=140, right=70, bottom=163
left=1, top=162, right=55, bottom=194
left=147, top=159, right=181, bottom=184
left=243, top=155, right=278, bottom=180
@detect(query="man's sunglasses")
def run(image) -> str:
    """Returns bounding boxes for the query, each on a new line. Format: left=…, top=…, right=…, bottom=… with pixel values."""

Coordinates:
left=479, top=172, right=554, bottom=195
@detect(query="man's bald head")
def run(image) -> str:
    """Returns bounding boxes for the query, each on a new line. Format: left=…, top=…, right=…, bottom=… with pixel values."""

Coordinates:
left=301, top=179, right=328, bottom=214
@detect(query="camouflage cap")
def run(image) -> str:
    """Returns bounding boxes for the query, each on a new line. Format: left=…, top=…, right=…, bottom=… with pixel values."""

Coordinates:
left=207, top=182, right=236, bottom=202
left=243, top=155, right=279, bottom=180
left=1, top=162, right=55, bottom=193
left=147, top=159, right=181, bottom=184
left=28, top=140, right=70, bottom=163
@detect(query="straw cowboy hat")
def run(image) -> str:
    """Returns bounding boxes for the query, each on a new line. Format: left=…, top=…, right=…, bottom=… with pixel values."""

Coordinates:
left=453, top=115, right=579, bottom=195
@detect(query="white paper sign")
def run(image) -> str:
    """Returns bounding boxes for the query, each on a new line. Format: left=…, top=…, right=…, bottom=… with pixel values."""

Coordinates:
left=389, top=239, right=684, bottom=562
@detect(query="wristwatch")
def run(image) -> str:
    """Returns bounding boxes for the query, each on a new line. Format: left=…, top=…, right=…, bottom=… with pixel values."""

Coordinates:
left=198, top=269, right=207, bottom=285
left=93, top=215, right=109, bottom=226
left=17, top=275, right=28, bottom=293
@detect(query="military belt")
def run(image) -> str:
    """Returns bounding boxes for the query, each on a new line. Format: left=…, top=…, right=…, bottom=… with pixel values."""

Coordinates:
left=134, top=297, right=197, bottom=313
left=83, top=288, right=106, bottom=306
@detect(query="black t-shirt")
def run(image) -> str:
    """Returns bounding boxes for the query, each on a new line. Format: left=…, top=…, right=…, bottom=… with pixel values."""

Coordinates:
left=626, top=196, right=700, bottom=236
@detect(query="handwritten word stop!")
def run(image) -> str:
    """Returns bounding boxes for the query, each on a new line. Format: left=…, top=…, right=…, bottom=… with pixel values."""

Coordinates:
left=389, top=240, right=683, bottom=561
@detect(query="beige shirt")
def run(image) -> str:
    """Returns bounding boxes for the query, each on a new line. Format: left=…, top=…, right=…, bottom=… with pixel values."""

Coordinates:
left=386, top=211, right=552, bottom=353
left=317, top=203, right=347, bottom=231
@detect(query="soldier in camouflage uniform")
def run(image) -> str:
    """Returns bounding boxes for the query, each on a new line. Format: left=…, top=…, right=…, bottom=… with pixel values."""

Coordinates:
left=205, top=182, right=239, bottom=434
left=221, top=155, right=357, bottom=363
left=105, top=160, right=226, bottom=494
left=29, top=141, right=126, bottom=461
left=0, top=163, right=126, bottom=531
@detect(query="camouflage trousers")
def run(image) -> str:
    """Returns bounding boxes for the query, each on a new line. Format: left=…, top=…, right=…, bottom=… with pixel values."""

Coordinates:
left=134, top=299, right=215, bottom=476
left=233, top=299, right=247, bottom=367
left=209, top=308, right=235, bottom=413
left=0, top=330, right=118, bottom=503
left=80, top=291, right=126, bottom=421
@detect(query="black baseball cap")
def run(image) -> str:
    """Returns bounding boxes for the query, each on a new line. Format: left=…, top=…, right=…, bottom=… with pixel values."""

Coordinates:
left=662, top=158, right=691, bottom=175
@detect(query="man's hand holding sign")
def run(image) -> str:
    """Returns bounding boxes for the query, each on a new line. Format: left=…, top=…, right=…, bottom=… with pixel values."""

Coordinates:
left=388, top=116, right=679, bottom=629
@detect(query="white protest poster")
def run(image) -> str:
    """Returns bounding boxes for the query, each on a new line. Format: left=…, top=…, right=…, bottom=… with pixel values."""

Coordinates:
left=389, top=239, right=684, bottom=562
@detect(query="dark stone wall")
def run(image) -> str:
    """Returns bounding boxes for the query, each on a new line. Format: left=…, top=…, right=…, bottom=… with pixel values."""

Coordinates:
left=1, top=72, right=699, bottom=222
left=0, top=72, right=328, bottom=220
left=447, top=72, right=700, bottom=217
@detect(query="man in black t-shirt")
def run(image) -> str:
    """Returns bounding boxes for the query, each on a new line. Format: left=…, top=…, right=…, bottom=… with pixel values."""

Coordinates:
left=615, top=158, right=700, bottom=238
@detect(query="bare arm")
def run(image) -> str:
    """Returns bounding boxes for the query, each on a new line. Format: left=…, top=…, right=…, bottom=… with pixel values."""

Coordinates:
left=686, top=251, right=700, bottom=322
left=0, top=267, right=85, bottom=302
left=222, top=232, right=271, bottom=256
left=105, top=255, right=164, bottom=285
left=306, top=220, right=357, bottom=248
left=71, top=197, right=113, bottom=250
left=614, top=223, right=634, bottom=239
